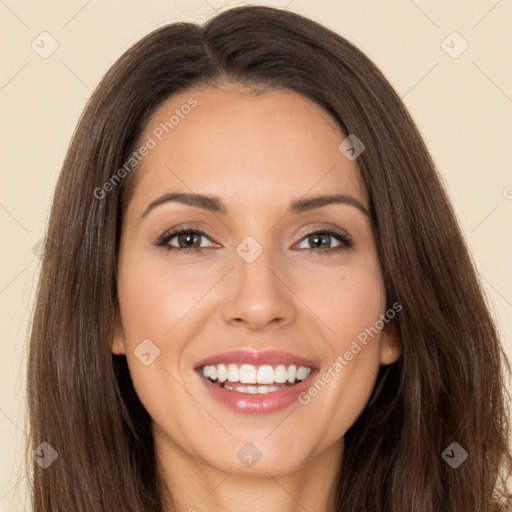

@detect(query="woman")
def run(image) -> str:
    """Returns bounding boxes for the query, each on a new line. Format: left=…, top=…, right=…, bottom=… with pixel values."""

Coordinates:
left=27, top=5, right=512, bottom=511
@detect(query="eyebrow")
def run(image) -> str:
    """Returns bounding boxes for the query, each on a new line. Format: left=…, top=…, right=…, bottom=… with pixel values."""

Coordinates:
left=141, top=192, right=370, bottom=219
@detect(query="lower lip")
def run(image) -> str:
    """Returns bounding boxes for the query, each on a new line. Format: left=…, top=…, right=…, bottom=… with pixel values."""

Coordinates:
left=196, top=370, right=318, bottom=415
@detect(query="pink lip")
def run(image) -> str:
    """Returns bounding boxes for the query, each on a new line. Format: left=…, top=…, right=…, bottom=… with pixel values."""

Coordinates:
left=196, top=367, right=319, bottom=415
left=193, top=349, right=319, bottom=370
left=193, top=349, right=319, bottom=415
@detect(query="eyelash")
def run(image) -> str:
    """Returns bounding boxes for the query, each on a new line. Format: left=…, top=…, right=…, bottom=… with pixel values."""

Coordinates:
left=155, top=225, right=353, bottom=256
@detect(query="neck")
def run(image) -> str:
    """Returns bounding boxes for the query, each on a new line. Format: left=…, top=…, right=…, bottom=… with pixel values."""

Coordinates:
left=154, top=426, right=343, bottom=512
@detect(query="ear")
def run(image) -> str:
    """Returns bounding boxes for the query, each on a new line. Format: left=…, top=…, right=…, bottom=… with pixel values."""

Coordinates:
left=111, top=305, right=126, bottom=355
left=379, top=318, right=402, bottom=366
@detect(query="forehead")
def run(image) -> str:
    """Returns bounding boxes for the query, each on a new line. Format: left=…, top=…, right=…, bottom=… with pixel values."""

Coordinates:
left=128, top=84, right=368, bottom=216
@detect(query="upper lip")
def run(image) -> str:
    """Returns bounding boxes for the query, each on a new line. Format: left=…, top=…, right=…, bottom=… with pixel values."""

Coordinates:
left=194, top=349, right=319, bottom=370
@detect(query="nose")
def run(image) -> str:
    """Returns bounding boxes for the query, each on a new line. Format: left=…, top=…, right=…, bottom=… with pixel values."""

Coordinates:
left=221, top=241, right=297, bottom=332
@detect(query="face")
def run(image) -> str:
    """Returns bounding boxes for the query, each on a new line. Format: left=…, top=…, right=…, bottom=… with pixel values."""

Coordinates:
left=112, top=84, right=401, bottom=478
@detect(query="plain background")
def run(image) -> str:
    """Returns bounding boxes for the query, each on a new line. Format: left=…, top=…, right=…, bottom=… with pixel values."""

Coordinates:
left=1, top=1, right=511, bottom=509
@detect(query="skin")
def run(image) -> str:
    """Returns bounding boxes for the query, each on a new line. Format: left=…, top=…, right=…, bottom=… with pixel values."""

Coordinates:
left=112, top=83, right=402, bottom=512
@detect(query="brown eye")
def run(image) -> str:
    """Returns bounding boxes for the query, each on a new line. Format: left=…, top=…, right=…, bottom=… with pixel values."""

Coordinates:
left=156, top=228, right=214, bottom=252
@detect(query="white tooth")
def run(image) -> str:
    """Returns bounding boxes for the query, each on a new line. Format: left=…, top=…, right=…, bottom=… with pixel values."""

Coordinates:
left=274, top=364, right=288, bottom=383
left=239, top=364, right=257, bottom=384
left=209, top=365, right=217, bottom=380
left=296, top=366, right=308, bottom=381
left=227, top=364, right=240, bottom=382
left=216, top=364, right=227, bottom=382
left=256, top=365, right=275, bottom=384
left=269, top=385, right=279, bottom=392
left=246, top=385, right=258, bottom=394
left=236, top=385, right=248, bottom=393
left=305, top=367, right=312, bottom=378
left=287, top=364, right=297, bottom=383
left=202, top=366, right=210, bottom=378
left=257, top=385, right=270, bottom=393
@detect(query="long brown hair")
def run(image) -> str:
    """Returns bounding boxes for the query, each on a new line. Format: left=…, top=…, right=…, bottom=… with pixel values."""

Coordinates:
left=27, top=5, right=512, bottom=511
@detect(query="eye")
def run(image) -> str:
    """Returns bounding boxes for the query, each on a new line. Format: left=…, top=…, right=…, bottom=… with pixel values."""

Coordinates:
left=156, top=226, right=215, bottom=253
left=294, top=228, right=353, bottom=256
left=155, top=225, right=353, bottom=255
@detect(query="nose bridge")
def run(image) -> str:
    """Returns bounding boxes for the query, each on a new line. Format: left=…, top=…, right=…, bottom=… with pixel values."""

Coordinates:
left=221, top=232, right=296, bottom=329
left=235, top=233, right=276, bottom=286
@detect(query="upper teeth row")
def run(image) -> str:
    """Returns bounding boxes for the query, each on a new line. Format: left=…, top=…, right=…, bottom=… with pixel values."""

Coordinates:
left=201, top=364, right=312, bottom=385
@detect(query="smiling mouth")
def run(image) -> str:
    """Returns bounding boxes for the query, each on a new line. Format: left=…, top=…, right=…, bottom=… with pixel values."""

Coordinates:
left=198, top=363, right=312, bottom=394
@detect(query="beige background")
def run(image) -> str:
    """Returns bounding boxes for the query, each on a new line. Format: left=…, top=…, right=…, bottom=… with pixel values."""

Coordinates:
left=1, top=0, right=511, bottom=509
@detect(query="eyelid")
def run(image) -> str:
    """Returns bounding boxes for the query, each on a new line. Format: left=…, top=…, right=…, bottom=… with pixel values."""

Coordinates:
left=293, top=223, right=351, bottom=242
left=153, top=222, right=221, bottom=244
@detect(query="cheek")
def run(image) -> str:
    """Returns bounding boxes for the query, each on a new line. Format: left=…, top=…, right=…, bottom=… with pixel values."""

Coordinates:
left=298, top=257, right=386, bottom=351
left=117, top=252, right=215, bottom=343
left=295, top=260, right=386, bottom=434
left=115, top=250, right=218, bottom=425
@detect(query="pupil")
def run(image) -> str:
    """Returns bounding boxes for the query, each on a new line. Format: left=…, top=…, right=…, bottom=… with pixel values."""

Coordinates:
left=311, top=234, right=329, bottom=248
left=180, top=233, right=199, bottom=247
